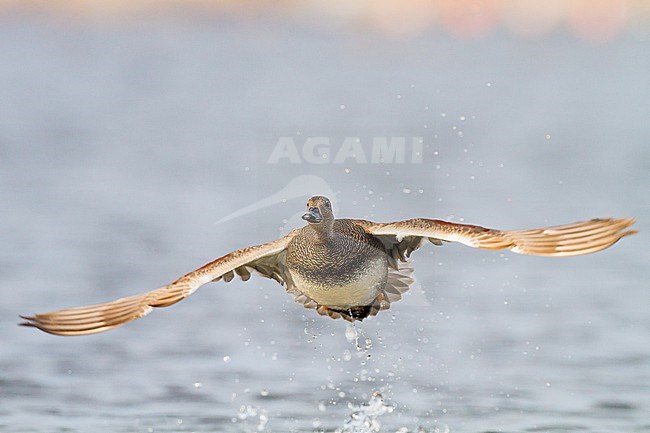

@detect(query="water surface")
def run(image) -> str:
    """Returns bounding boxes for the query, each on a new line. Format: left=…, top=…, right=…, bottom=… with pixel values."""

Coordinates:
left=1, top=13, right=648, bottom=433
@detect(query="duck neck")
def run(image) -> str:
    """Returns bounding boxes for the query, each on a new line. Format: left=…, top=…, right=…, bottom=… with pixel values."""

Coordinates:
left=310, top=221, right=334, bottom=243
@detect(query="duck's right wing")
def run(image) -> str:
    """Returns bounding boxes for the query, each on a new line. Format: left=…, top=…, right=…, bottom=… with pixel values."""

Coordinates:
left=20, top=229, right=300, bottom=336
left=351, top=217, right=636, bottom=261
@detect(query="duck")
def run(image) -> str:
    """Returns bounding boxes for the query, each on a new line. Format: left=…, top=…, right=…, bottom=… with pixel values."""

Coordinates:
left=20, top=196, right=636, bottom=336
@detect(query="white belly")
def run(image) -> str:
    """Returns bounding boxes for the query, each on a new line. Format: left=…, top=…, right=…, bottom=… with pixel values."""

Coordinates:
left=289, top=258, right=387, bottom=309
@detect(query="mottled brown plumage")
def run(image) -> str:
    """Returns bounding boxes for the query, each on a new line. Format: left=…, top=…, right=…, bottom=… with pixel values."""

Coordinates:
left=20, top=196, right=637, bottom=335
left=285, top=197, right=400, bottom=321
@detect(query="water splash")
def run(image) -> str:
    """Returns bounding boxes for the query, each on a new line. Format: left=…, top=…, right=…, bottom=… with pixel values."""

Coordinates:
left=395, top=427, right=450, bottom=433
left=335, top=392, right=393, bottom=433
left=345, top=322, right=373, bottom=353
left=236, top=405, right=269, bottom=431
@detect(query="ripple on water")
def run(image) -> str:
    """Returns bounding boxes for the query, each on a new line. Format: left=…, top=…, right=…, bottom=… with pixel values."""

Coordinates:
left=593, top=400, right=636, bottom=411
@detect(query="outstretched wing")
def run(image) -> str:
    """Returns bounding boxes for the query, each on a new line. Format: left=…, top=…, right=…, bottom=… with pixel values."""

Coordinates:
left=20, top=230, right=300, bottom=336
left=351, top=217, right=636, bottom=261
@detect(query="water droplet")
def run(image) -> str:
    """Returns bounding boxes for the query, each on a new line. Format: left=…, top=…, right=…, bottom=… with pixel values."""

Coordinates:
left=194, top=382, right=202, bottom=389
left=345, top=325, right=357, bottom=343
left=223, top=355, right=231, bottom=363
left=260, top=389, right=269, bottom=397
left=337, top=392, right=394, bottom=432
left=545, top=133, right=551, bottom=139
left=340, top=104, right=346, bottom=110
left=402, top=188, right=411, bottom=194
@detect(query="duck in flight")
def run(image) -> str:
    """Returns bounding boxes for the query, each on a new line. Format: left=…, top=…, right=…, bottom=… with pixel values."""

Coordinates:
left=20, top=196, right=636, bottom=336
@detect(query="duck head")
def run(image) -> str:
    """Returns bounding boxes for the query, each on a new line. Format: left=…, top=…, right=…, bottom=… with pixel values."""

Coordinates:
left=302, top=196, right=334, bottom=225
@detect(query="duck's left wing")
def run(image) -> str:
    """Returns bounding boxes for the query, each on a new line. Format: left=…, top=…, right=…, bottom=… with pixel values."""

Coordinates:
left=351, top=217, right=636, bottom=261
left=20, top=229, right=300, bottom=336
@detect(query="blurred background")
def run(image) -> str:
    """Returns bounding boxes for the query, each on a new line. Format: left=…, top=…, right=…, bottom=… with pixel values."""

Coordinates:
left=1, top=1, right=648, bottom=432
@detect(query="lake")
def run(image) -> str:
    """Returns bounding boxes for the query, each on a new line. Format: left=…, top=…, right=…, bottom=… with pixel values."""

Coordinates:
left=0, top=8, right=648, bottom=433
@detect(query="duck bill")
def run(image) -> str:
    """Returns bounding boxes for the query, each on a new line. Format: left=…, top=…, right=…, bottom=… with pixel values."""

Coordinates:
left=302, top=207, right=323, bottom=223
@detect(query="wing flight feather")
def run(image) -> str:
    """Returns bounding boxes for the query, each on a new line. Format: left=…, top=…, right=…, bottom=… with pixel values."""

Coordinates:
left=20, top=230, right=299, bottom=336
left=353, top=217, right=636, bottom=258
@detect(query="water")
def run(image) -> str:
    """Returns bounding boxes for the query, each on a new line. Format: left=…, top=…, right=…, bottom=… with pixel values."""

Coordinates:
left=1, top=11, right=649, bottom=433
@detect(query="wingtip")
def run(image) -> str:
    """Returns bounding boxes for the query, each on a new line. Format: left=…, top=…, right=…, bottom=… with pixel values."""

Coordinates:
left=594, top=217, right=637, bottom=236
left=18, top=314, right=37, bottom=328
left=19, top=322, right=40, bottom=331
left=19, top=315, right=54, bottom=334
left=621, top=229, right=639, bottom=238
left=614, top=217, right=637, bottom=238
left=620, top=217, right=637, bottom=228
